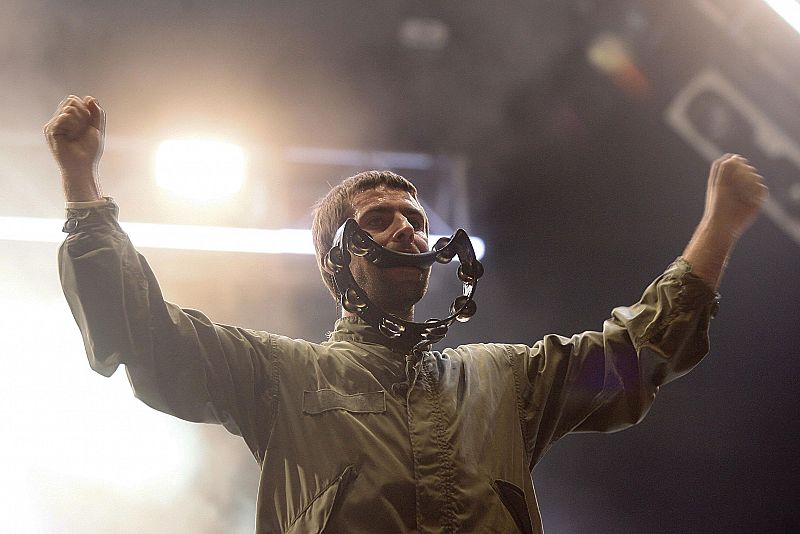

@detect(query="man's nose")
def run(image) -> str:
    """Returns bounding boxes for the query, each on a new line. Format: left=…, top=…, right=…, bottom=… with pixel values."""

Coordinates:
left=390, top=215, right=415, bottom=244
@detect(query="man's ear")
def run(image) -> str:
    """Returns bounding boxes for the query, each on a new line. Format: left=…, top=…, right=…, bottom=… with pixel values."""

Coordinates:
left=320, top=253, right=334, bottom=275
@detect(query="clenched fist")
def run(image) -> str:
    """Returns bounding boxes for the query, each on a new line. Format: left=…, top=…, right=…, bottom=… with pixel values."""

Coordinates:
left=44, top=95, right=105, bottom=201
left=682, top=153, right=768, bottom=288
left=702, top=154, right=768, bottom=239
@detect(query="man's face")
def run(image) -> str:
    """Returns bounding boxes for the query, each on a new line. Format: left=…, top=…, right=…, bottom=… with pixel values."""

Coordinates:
left=347, top=186, right=431, bottom=320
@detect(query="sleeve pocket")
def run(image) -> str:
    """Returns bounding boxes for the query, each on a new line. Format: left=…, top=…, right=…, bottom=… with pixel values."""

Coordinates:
left=303, top=389, right=386, bottom=414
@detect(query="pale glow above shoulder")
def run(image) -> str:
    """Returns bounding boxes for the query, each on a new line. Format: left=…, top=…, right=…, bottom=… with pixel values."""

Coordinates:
left=0, top=216, right=485, bottom=259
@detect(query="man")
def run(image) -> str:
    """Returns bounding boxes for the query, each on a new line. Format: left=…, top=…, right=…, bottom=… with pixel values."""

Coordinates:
left=47, top=95, right=766, bottom=533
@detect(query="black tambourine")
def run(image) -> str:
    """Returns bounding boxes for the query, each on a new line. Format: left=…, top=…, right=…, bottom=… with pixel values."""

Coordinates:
left=325, top=219, right=483, bottom=349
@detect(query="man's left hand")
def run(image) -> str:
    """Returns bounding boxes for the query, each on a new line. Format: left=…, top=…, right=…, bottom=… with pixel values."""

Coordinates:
left=682, top=154, right=768, bottom=289
left=701, top=153, right=768, bottom=239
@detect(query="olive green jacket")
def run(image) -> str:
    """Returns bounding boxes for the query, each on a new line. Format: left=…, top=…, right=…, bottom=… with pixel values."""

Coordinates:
left=59, top=200, right=719, bottom=533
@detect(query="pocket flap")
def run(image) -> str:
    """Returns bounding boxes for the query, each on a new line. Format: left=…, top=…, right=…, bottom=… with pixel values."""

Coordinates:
left=303, top=389, right=386, bottom=414
left=286, top=465, right=358, bottom=534
left=493, top=479, right=534, bottom=534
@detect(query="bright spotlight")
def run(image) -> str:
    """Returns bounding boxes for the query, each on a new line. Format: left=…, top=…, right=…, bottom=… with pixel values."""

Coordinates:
left=763, top=0, right=800, bottom=34
left=155, top=139, right=246, bottom=201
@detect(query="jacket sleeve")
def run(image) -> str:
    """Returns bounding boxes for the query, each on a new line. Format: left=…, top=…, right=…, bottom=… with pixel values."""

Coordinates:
left=58, top=199, right=274, bottom=459
left=509, top=258, right=720, bottom=467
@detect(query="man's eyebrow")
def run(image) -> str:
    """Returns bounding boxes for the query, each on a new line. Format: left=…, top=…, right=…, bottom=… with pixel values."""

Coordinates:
left=357, top=206, right=392, bottom=218
left=394, top=208, right=427, bottom=226
left=355, top=204, right=427, bottom=226
left=358, top=204, right=424, bottom=216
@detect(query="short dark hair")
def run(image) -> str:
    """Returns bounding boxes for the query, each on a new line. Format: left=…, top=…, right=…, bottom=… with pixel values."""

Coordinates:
left=311, top=170, right=420, bottom=301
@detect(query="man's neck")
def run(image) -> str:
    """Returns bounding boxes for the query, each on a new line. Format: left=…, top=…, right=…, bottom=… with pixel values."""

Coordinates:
left=341, top=306, right=414, bottom=322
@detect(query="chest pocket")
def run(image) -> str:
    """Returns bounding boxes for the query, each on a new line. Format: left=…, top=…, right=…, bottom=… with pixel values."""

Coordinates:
left=302, top=389, right=386, bottom=415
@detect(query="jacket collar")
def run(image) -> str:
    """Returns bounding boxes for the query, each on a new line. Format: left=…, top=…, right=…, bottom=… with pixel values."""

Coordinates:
left=328, top=316, right=418, bottom=353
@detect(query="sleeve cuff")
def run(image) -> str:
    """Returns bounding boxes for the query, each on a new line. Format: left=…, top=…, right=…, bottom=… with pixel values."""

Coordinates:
left=62, top=197, right=121, bottom=234
left=672, top=256, right=721, bottom=318
left=65, top=197, right=113, bottom=209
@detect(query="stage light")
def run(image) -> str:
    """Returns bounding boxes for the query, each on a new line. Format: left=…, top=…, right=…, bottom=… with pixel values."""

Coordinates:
left=398, top=17, right=450, bottom=50
left=587, top=33, right=650, bottom=98
left=763, top=0, right=800, bottom=34
left=155, top=139, right=246, bottom=201
left=0, top=216, right=487, bottom=259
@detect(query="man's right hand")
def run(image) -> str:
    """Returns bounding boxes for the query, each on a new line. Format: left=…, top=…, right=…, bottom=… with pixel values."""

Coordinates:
left=44, top=95, right=105, bottom=201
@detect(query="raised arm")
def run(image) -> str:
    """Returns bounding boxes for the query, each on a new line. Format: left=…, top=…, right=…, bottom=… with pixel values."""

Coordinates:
left=45, top=96, right=274, bottom=458
left=515, top=155, right=766, bottom=465
left=682, top=154, right=768, bottom=289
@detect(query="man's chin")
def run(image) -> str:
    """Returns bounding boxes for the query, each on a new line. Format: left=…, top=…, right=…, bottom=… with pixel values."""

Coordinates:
left=352, top=263, right=429, bottom=315
left=385, top=266, right=427, bottom=279
left=371, top=278, right=429, bottom=317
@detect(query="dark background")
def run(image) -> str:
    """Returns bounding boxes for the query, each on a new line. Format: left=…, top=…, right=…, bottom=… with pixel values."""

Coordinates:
left=2, top=0, right=799, bottom=532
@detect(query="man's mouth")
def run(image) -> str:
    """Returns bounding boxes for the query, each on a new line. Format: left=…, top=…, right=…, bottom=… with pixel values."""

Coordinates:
left=390, top=246, right=423, bottom=255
